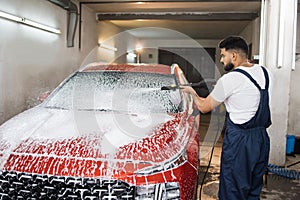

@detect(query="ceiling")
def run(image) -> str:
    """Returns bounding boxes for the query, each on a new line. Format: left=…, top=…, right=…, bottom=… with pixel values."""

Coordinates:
left=78, top=0, right=261, bottom=40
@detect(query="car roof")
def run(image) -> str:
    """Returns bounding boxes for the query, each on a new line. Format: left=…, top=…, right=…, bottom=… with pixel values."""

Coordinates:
left=80, top=63, right=174, bottom=75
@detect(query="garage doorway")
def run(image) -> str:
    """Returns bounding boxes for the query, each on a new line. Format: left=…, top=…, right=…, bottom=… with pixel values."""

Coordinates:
left=158, top=47, right=216, bottom=97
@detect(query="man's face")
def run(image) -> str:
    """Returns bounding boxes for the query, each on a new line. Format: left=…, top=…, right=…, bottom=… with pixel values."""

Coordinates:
left=220, top=48, right=234, bottom=71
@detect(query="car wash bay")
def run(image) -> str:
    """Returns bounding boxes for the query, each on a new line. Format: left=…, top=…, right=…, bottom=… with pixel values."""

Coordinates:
left=1, top=0, right=300, bottom=199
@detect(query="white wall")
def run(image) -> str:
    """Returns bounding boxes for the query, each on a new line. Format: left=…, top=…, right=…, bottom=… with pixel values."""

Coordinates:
left=239, top=21, right=253, bottom=46
left=262, top=0, right=297, bottom=165
left=240, top=17, right=261, bottom=58
left=288, top=14, right=300, bottom=136
left=0, top=0, right=129, bottom=124
left=0, top=0, right=81, bottom=124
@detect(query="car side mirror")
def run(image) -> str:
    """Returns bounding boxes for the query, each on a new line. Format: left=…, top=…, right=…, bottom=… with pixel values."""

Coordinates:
left=38, top=91, right=51, bottom=102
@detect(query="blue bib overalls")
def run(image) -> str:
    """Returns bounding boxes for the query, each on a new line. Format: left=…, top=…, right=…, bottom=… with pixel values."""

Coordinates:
left=218, top=67, right=271, bottom=200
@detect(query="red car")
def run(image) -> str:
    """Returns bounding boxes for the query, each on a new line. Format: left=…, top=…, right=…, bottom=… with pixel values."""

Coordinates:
left=0, top=63, right=200, bottom=200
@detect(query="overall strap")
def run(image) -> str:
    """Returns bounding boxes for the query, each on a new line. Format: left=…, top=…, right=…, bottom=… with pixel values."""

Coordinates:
left=233, top=66, right=269, bottom=90
left=260, top=66, right=270, bottom=90
left=233, top=68, right=261, bottom=90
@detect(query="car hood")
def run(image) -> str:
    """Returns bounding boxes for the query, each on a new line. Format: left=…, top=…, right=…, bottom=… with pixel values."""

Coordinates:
left=0, top=106, right=192, bottom=178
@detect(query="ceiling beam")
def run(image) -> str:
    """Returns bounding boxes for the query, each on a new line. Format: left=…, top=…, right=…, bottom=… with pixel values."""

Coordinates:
left=97, top=12, right=259, bottom=21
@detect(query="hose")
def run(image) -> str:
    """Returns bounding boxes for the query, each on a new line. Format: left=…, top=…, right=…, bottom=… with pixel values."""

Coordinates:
left=199, top=110, right=223, bottom=200
left=268, top=163, right=300, bottom=180
left=199, top=139, right=216, bottom=200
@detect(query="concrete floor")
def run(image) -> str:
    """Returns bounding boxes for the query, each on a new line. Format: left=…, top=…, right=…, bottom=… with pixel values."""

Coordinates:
left=197, top=113, right=300, bottom=200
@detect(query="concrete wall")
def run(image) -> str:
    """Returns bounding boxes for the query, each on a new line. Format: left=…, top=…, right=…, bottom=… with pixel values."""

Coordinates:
left=0, top=0, right=128, bottom=124
left=263, top=0, right=296, bottom=165
left=239, top=17, right=261, bottom=58
left=288, top=14, right=300, bottom=136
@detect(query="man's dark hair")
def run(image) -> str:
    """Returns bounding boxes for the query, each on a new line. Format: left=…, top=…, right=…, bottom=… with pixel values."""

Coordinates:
left=218, top=36, right=249, bottom=56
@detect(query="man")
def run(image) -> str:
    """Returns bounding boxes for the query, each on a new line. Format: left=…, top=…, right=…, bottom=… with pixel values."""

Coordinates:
left=182, top=36, right=272, bottom=200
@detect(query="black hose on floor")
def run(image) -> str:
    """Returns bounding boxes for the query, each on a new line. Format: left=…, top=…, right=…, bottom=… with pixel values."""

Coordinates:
left=199, top=112, right=223, bottom=200
left=199, top=142, right=216, bottom=200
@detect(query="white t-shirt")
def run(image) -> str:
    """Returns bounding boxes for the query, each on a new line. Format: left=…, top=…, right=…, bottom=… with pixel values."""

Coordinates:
left=210, top=64, right=272, bottom=124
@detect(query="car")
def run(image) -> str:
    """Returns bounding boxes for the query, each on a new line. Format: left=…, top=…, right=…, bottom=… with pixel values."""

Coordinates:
left=0, top=63, right=200, bottom=200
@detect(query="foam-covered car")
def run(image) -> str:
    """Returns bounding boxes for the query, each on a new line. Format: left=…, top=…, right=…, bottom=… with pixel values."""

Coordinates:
left=0, top=63, right=200, bottom=200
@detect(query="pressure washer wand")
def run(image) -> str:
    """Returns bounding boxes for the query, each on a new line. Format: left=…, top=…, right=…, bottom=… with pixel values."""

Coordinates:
left=161, top=82, right=204, bottom=90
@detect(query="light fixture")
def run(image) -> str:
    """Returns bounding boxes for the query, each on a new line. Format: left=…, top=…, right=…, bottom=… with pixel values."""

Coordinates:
left=98, top=43, right=118, bottom=52
left=0, top=10, right=61, bottom=34
left=135, top=43, right=143, bottom=52
left=24, top=18, right=61, bottom=34
left=0, top=10, right=22, bottom=22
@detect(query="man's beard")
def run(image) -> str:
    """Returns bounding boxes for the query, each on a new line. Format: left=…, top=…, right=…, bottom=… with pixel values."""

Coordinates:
left=224, top=62, right=234, bottom=71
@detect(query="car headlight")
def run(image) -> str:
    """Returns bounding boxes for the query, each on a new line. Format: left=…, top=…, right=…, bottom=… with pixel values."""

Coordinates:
left=135, top=149, right=187, bottom=175
left=135, top=182, right=180, bottom=200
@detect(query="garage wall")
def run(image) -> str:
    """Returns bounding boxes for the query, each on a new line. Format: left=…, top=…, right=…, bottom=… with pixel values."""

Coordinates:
left=0, top=0, right=128, bottom=125
left=288, top=14, right=300, bottom=136
left=239, top=17, right=261, bottom=59
left=96, top=22, right=137, bottom=64
left=289, top=65, right=300, bottom=136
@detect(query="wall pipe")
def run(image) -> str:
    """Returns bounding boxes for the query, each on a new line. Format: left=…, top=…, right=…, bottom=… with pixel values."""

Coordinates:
left=48, top=0, right=78, bottom=47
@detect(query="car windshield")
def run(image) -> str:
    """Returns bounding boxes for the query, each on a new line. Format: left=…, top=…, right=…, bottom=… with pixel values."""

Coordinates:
left=44, top=71, right=182, bottom=113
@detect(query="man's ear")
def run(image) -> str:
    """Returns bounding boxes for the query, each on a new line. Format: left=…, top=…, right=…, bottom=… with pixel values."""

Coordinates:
left=231, top=51, right=238, bottom=61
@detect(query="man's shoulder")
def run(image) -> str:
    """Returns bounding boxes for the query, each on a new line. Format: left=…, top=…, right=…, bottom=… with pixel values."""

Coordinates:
left=216, top=71, right=246, bottom=90
left=221, top=70, right=245, bottom=81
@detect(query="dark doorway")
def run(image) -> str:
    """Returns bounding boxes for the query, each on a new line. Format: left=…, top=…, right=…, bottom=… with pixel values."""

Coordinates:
left=158, top=47, right=216, bottom=97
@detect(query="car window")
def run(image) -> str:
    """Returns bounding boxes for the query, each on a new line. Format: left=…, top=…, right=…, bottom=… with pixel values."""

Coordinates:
left=44, top=71, right=182, bottom=113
